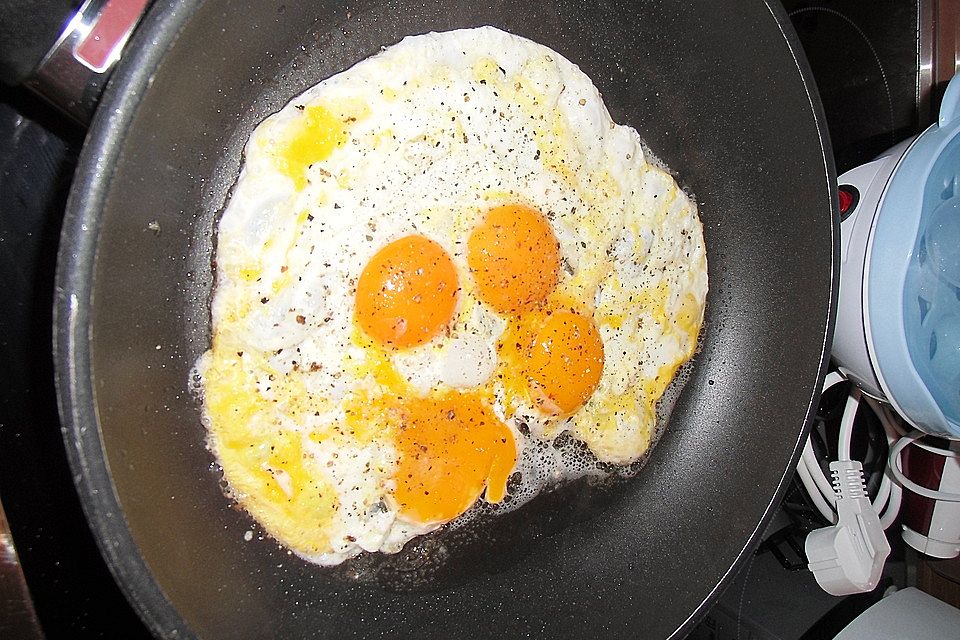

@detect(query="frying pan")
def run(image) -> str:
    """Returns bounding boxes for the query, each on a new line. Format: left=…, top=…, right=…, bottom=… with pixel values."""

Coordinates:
left=8, top=0, right=836, bottom=637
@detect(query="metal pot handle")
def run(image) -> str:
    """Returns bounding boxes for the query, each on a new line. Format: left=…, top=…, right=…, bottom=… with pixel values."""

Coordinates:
left=0, top=0, right=151, bottom=124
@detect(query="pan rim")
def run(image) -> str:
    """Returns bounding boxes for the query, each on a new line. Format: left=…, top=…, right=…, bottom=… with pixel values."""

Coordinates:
left=53, top=0, right=202, bottom=637
left=667, top=3, right=840, bottom=634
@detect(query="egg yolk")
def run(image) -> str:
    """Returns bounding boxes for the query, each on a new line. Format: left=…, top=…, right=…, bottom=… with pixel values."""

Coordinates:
left=276, top=104, right=349, bottom=190
left=521, top=310, right=605, bottom=415
left=392, top=391, right=517, bottom=525
left=355, top=235, right=459, bottom=349
left=467, top=204, right=561, bottom=315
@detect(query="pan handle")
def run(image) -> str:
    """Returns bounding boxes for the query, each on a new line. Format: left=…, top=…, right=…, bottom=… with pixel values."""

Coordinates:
left=0, top=0, right=151, bottom=125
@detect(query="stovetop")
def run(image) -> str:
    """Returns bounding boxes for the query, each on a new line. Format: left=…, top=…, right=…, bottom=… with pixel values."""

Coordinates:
left=0, top=1, right=933, bottom=637
left=0, top=89, right=151, bottom=637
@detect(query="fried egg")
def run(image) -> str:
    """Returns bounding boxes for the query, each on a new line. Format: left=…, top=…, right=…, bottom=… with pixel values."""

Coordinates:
left=194, top=27, right=707, bottom=565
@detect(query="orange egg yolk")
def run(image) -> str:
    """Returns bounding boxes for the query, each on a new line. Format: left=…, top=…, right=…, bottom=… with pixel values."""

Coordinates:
left=392, top=391, right=516, bottom=525
left=467, top=204, right=561, bottom=315
left=355, top=235, right=459, bottom=349
left=513, top=309, right=605, bottom=416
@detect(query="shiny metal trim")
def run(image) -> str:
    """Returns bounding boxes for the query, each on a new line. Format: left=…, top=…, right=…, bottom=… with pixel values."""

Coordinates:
left=0, top=500, right=45, bottom=639
left=919, top=0, right=935, bottom=127
left=921, top=0, right=960, bottom=127
left=24, top=0, right=149, bottom=125
left=935, top=0, right=960, bottom=87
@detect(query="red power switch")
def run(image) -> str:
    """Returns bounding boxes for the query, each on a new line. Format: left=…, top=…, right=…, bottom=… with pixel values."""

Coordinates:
left=838, top=185, right=859, bottom=220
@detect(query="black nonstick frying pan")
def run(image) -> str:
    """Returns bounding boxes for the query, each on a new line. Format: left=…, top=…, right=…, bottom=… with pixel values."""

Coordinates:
left=5, top=0, right=837, bottom=637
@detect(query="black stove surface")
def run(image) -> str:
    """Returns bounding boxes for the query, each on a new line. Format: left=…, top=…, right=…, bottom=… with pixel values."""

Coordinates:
left=0, top=2, right=925, bottom=638
left=784, top=0, right=926, bottom=173
left=0, top=89, right=152, bottom=638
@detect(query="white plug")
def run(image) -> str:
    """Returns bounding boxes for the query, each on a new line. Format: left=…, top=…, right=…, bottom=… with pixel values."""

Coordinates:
left=805, top=459, right=891, bottom=596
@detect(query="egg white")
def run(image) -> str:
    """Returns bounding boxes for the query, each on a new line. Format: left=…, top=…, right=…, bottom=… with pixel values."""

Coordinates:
left=197, top=26, right=707, bottom=565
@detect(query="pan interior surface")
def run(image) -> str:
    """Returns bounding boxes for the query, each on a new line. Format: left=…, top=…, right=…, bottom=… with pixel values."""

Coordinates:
left=55, top=0, right=836, bottom=638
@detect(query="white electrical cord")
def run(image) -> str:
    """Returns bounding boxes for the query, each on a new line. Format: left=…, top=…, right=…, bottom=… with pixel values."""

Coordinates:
left=802, top=373, right=960, bottom=594
left=872, top=464, right=892, bottom=514
left=806, top=458, right=891, bottom=595
left=797, top=373, right=902, bottom=528
left=837, top=387, right=861, bottom=461
left=888, top=430, right=960, bottom=502
left=802, top=373, right=897, bottom=595
left=863, top=397, right=903, bottom=530
left=878, top=476, right=903, bottom=531
left=801, top=437, right=838, bottom=522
